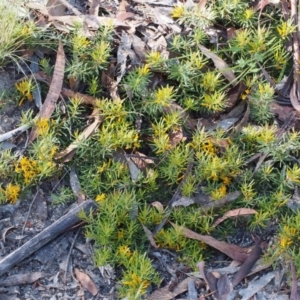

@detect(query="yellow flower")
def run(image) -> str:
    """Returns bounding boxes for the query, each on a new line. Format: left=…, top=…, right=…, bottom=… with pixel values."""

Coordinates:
left=49, top=146, right=58, bottom=158
left=118, top=245, right=132, bottom=257
left=211, top=185, right=227, bottom=200
left=123, top=273, right=150, bottom=293
left=97, top=161, right=111, bottom=173
left=241, top=89, right=250, bottom=100
left=221, top=176, right=231, bottom=185
left=202, top=140, right=215, bottom=155
left=36, top=118, right=50, bottom=136
left=171, top=6, right=185, bottom=18
left=2, top=183, right=21, bottom=204
left=280, top=237, right=293, bottom=249
left=95, top=193, right=106, bottom=202
left=211, top=171, right=218, bottom=181
left=21, top=22, right=35, bottom=35
left=15, top=156, right=39, bottom=184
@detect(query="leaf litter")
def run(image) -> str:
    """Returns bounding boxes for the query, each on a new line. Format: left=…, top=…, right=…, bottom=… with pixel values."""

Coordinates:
left=0, top=0, right=300, bottom=299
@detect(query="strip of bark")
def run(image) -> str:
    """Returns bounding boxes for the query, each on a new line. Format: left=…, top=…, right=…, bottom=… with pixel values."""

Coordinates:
left=0, top=200, right=97, bottom=277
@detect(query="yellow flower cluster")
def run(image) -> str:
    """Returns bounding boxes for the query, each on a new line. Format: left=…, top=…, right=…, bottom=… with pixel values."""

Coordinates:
left=118, top=245, right=131, bottom=258
left=279, top=226, right=297, bottom=249
left=95, top=193, right=106, bottom=203
left=123, top=273, right=150, bottom=294
left=202, top=140, right=216, bottom=155
left=211, top=184, right=227, bottom=200
left=36, top=118, right=50, bottom=136
left=21, top=22, right=35, bottom=35
left=2, top=183, right=20, bottom=204
left=15, top=156, right=39, bottom=184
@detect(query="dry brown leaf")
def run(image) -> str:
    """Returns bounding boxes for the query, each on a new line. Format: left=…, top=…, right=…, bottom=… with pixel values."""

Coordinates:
left=210, top=137, right=231, bottom=151
left=116, top=12, right=136, bottom=22
left=26, top=2, right=49, bottom=16
left=74, top=268, right=98, bottom=296
left=231, top=102, right=250, bottom=136
left=171, top=223, right=250, bottom=262
left=151, top=201, right=164, bottom=212
left=101, top=66, right=120, bottom=100
left=127, top=158, right=141, bottom=182
left=55, top=109, right=103, bottom=162
left=116, top=31, right=136, bottom=84
left=116, top=2, right=137, bottom=23
left=48, top=15, right=130, bottom=30
left=47, top=0, right=66, bottom=16
left=269, top=102, right=295, bottom=124
left=142, top=224, right=158, bottom=248
left=213, top=208, right=257, bottom=227
left=226, top=82, right=246, bottom=110
left=0, top=272, right=50, bottom=286
left=198, top=0, right=207, bottom=10
left=197, top=261, right=218, bottom=298
left=198, top=45, right=237, bottom=86
left=52, top=21, right=73, bottom=33
left=197, top=262, right=232, bottom=300
left=254, top=0, right=280, bottom=11
left=216, top=274, right=232, bottom=300
left=291, top=262, right=298, bottom=300
left=169, top=127, right=184, bottom=148
left=61, top=88, right=98, bottom=106
left=227, top=27, right=237, bottom=40
left=232, top=243, right=262, bottom=287
left=129, top=152, right=154, bottom=173
left=290, top=83, right=300, bottom=112
left=89, top=0, right=101, bottom=16
left=118, top=0, right=130, bottom=12
left=1, top=226, right=16, bottom=244
left=146, top=278, right=190, bottom=300
left=132, top=35, right=146, bottom=60
left=29, top=41, right=65, bottom=143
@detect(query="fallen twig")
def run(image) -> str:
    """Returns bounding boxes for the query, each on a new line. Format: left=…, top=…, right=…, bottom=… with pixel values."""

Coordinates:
left=0, top=200, right=97, bottom=277
left=0, top=123, right=32, bottom=143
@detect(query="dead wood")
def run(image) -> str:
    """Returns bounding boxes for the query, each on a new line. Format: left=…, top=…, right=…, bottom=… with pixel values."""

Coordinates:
left=0, top=200, right=97, bottom=277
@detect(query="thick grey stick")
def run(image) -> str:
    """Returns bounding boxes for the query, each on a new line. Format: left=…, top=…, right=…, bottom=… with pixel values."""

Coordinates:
left=0, top=200, right=97, bottom=277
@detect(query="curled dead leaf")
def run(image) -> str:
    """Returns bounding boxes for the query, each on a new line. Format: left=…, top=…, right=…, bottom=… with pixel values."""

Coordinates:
left=171, top=223, right=250, bottom=262
left=213, top=208, right=257, bottom=227
left=74, top=268, right=98, bottom=296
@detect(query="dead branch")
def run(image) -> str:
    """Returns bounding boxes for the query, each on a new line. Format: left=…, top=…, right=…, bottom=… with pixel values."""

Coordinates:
left=0, top=200, right=97, bottom=277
